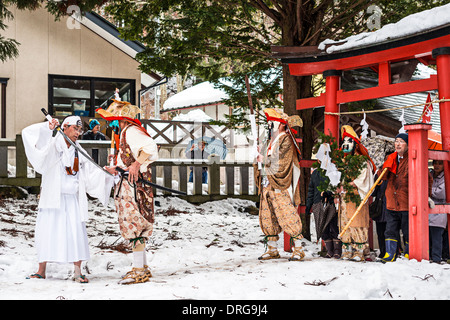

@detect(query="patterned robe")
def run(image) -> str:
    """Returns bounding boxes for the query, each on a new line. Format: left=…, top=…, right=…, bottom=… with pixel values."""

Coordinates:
left=255, top=132, right=302, bottom=242
left=338, top=160, right=374, bottom=244
left=114, top=124, right=158, bottom=243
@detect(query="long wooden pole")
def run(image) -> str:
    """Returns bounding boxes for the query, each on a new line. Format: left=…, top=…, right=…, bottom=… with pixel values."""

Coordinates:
left=338, top=167, right=388, bottom=239
left=245, top=75, right=261, bottom=170
left=110, top=133, right=115, bottom=167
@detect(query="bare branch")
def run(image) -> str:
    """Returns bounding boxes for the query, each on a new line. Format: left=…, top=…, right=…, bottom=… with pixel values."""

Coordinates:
left=301, top=0, right=373, bottom=45
left=248, top=0, right=282, bottom=26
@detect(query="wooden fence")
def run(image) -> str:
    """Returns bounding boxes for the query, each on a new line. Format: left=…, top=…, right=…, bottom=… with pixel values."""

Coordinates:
left=140, top=119, right=234, bottom=147
left=0, top=135, right=258, bottom=203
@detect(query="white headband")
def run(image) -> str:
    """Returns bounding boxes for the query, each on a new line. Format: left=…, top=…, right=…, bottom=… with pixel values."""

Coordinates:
left=62, top=116, right=82, bottom=127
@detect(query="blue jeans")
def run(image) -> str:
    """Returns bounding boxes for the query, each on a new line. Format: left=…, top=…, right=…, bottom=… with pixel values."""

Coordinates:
left=189, top=170, right=208, bottom=184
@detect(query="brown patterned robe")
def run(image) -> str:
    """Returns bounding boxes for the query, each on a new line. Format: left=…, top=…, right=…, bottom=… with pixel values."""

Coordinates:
left=254, top=132, right=302, bottom=242
left=338, top=160, right=373, bottom=245
left=115, top=125, right=155, bottom=243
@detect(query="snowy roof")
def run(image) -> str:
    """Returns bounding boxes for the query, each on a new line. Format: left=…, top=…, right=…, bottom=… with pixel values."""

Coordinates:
left=162, top=81, right=229, bottom=112
left=319, top=3, right=450, bottom=54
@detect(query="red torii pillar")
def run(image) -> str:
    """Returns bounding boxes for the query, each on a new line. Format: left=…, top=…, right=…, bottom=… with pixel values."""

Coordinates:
left=406, top=47, right=450, bottom=262
left=433, top=47, right=450, bottom=202
left=406, top=123, right=431, bottom=261
left=433, top=47, right=450, bottom=257
left=323, top=70, right=342, bottom=141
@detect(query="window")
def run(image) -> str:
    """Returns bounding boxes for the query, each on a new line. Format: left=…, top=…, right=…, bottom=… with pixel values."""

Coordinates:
left=51, top=78, right=90, bottom=117
left=49, top=75, right=136, bottom=118
left=95, top=80, right=132, bottom=111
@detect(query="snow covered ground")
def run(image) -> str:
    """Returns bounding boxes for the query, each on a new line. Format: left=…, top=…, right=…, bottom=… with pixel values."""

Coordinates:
left=0, top=194, right=449, bottom=302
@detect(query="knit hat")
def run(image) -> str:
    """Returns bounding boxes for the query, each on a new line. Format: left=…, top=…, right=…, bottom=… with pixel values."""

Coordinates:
left=395, top=133, right=408, bottom=144
left=89, top=119, right=100, bottom=130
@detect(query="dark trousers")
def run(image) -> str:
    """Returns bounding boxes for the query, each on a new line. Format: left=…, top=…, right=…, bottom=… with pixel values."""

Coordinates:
left=443, top=229, right=449, bottom=260
left=322, top=215, right=339, bottom=241
left=376, top=221, right=387, bottom=258
left=429, top=226, right=445, bottom=263
left=385, top=210, right=409, bottom=254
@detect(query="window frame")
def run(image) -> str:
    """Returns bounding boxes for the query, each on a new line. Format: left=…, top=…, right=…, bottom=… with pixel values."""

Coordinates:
left=48, top=74, right=136, bottom=118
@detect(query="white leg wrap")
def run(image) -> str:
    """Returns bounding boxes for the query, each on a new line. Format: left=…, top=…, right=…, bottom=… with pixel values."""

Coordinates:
left=268, top=241, right=277, bottom=250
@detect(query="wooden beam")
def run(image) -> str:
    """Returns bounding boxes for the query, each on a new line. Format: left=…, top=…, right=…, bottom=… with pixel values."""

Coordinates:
left=287, top=32, right=450, bottom=76
left=297, top=75, right=437, bottom=109
left=429, top=150, right=450, bottom=161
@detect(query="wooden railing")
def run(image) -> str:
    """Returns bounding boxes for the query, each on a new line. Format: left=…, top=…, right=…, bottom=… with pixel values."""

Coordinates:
left=0, top=136, right=258, bottom=203
left=140, top=119, right=234, bottom=147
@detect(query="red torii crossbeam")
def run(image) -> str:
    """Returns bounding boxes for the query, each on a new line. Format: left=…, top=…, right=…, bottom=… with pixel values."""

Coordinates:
left=274, top=25, right=450, bottom=260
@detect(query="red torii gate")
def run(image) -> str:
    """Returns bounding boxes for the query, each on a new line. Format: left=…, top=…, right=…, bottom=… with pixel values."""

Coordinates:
left=274, top=25, right=450, bottom=261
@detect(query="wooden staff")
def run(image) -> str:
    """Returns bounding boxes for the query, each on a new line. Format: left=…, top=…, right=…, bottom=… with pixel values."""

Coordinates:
left=338, top=167, right=388, bottom=239
left=109, top=133, right=115, bottom=167
left=245, top=75, right=261, bottom=170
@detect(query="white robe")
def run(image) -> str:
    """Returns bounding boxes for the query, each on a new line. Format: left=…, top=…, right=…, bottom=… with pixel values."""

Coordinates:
left=116, top=124, right=159, bottom=172
left=22, top=122, right=114, bottom=263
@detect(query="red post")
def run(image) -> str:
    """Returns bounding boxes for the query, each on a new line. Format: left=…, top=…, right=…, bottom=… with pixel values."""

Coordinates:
left=433, top=47, right=450, bottom=203
left=405, top=123, right=431, bottom=261
left=433, top=48, right=450, bottom=260
left=323, top=70, right=341, bottom=141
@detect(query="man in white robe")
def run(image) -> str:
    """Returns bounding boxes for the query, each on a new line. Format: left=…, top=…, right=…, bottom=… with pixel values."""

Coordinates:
left=22, top=116, right=114, bottom=283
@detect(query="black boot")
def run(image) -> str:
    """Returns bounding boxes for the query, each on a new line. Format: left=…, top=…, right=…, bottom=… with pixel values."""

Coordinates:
left=333, top=239, right=342, bottom=259
left=324, top=240, right=334, bottom=258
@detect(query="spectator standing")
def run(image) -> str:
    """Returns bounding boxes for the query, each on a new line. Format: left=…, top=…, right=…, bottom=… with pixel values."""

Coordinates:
left=429, top=160, right=448, bottom=263
left=82, top=119, right=106, bottom=163
left=371, top=170, right=388, bottom=259
left=186, top=140, right=209, bottom=184
left=381, top=133, right=432, bottom=262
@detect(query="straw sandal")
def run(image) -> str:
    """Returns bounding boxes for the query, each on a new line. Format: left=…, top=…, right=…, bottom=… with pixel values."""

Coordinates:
left=119, top=266, right=152, bottom=285
left=288, top=246, right=305, bottom=261
left=258, top=246, right=281, bottom=260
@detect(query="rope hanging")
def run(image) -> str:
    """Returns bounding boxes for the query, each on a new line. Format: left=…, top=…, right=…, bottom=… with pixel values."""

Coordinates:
left=323, top=97, right=450, bottom=116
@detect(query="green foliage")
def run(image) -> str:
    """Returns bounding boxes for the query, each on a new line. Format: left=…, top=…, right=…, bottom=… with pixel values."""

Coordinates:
left=105, top=0, right=276, bottom=80
left=312, top=130, right=368, bottom=206
left=209, top=68, right=283, bottom=133
left=0, top=36, right=19, bottom=62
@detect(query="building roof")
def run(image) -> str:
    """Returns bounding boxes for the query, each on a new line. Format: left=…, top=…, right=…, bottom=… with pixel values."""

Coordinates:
left=162, top=81, right=229, bottom=112
left=80, top=12, right=162, bottom=86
